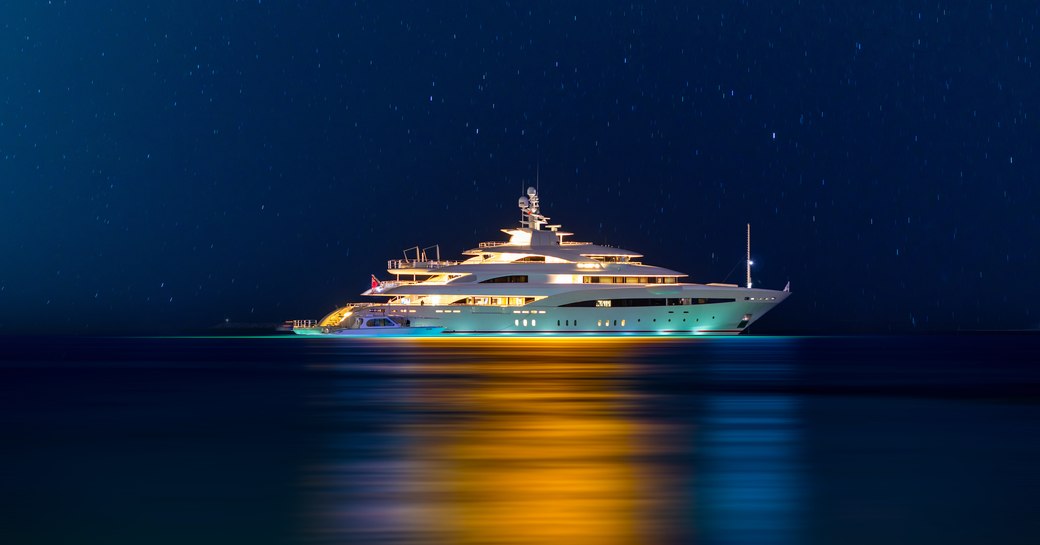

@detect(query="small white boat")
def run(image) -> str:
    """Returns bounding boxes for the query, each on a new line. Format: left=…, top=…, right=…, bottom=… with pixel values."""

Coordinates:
left=324, top=313, right=444, bottom=336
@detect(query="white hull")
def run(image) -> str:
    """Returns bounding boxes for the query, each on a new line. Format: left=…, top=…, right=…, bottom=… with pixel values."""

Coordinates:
left=359, top=286, right=787, bottom=335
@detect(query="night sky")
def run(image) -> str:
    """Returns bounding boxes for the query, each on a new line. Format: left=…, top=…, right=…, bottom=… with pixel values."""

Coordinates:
left=1, top=2, right=1037, bottom=334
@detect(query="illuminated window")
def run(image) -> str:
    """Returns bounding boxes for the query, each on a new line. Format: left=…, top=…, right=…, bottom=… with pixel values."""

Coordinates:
left=514, top=319, right=519, bottom=326
left=532, top=319, right=536, bottom=326
left=621, top=319, right=626, bottom=326
left=523, top=319, right=528, bottom=326
left=597, top=320, right=602, bottom=326
left=480, top=275, right=529, bottom=283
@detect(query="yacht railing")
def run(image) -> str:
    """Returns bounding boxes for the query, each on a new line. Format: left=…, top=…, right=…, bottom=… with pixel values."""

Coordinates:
left=387, top=259, right=460, bottom=270
left=480, top=240, right=593, bottom=247
left=372, top=280, right=421, bottom=291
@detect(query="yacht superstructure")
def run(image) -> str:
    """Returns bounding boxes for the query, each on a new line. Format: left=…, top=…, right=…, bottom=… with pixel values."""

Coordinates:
left=301, top=188, right=789, bottom=335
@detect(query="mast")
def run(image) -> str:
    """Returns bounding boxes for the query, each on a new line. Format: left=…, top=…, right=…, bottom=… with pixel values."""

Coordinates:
left=746, top=223, right=752, bottom=289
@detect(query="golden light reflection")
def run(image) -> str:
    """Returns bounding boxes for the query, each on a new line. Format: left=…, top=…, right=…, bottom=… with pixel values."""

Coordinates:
left=303, top=339, right=686, bottom=545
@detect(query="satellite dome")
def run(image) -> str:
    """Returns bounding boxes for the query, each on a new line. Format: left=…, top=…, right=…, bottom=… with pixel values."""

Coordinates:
left=518, top=196, right=530, bottom=208
left=527, top=186, right=537, bottom=197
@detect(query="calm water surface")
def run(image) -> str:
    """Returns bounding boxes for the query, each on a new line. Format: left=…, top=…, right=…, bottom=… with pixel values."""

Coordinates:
left=1, top=335, right=1038, bottom=544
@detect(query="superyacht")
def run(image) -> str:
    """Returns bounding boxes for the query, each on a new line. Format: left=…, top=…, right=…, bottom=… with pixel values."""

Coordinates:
left=295, top=188, right=789, bottom=335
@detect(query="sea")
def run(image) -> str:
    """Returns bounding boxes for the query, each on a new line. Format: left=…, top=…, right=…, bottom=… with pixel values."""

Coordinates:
left=1, top=334, right=1038, bottom=545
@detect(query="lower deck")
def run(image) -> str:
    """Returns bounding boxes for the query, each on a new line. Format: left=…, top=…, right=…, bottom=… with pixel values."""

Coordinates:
left=311, top=299, right=781, bottom=335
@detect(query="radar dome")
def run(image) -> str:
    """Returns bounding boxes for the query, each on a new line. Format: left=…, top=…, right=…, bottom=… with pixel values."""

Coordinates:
left=518, top=196, right=530, bottom=208
left=527, top=187, right=537, bottom=197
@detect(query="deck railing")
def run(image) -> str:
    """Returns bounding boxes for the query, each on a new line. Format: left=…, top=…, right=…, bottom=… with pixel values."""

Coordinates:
left=386, top=259, right=460, bottom=270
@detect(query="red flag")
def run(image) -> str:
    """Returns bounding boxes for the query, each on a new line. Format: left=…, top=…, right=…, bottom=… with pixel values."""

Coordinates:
left=371, top=274, right=381, bottom=289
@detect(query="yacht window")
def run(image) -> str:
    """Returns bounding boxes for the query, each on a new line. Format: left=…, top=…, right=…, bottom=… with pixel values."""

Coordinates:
left=563, top=297, right=735, bottom=308
left=515, top=256, right=546, bottom=263
left=480, top=275, right=529, bottom=283
left=365, top=318, right=394, bottom=327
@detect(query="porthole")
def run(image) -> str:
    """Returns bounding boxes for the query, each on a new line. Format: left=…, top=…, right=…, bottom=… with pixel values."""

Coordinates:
left=621, top=319, right=626, bottom=326
left=557, top=320, right=561, bottom=326
left=514, top=319, right=519, bottom=326
left=523, top=319, right=528, bottom=326
left=613, top=320, right=617, bottom=326
left=597, top=320, right=602, bottom=327
left=532, top=319, right=536, bottom=326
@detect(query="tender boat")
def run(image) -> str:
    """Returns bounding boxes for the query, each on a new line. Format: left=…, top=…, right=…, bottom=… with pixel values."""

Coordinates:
left=326, top=312, right=444, bottom=336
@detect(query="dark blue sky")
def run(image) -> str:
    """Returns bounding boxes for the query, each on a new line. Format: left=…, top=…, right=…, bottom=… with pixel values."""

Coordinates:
left=1, top=1, right=1037, bottom=333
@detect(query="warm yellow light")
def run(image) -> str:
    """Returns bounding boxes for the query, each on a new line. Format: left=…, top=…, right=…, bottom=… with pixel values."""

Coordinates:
left=331, top=344, right=681, bottom=545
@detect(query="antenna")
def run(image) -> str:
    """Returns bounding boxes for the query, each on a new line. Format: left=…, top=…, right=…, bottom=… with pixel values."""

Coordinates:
left=536, top=161, right=540, bottom=195
left=746, top=223, right=752, bottom=289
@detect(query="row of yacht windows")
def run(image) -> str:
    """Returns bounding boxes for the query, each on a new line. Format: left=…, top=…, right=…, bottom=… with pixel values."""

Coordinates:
left=509, top=255, right=634, bottom=264
left=547, top=316, right=718, bottom=328
left=480, top=275, right=529, bottom=283
left=475, top=275, right=680, bottom=284
left=453, top=296, right=537, bottom=306
left=587, top=255, right=634, bottom=263
left=562, top=297, right=736, bottom=307
left=583, top=276, right=678, bottom=284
